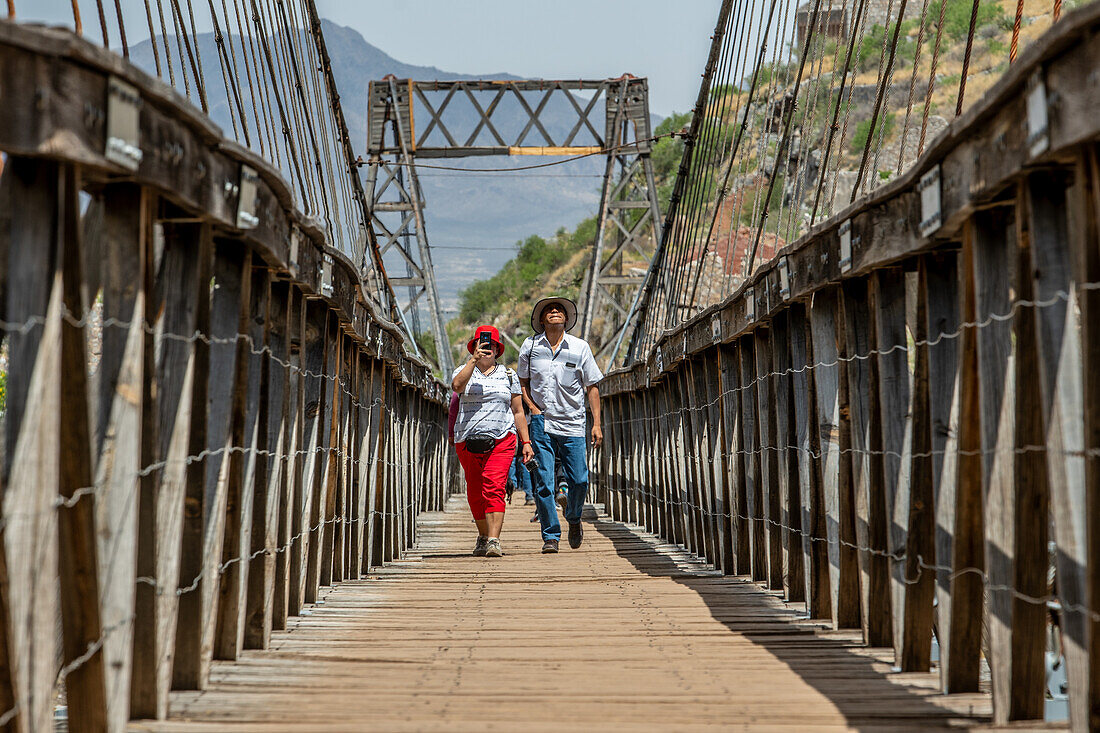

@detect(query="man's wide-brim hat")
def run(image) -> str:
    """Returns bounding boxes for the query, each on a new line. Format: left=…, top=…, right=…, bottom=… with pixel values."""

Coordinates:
left=531, top=296, right=578, bottom=335
left=466, top=324, right=505, bottom=357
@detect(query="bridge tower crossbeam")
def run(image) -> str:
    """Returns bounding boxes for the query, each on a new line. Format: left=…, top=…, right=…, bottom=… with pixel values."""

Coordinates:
left=365, top=76, right=662, bottom=368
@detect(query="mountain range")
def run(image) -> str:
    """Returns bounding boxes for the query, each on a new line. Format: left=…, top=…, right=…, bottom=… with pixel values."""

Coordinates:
left=129, top=20, right=628, bottom=313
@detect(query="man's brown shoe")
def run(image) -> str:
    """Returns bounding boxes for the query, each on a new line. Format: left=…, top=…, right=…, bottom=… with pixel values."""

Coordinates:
left=568, top=522, right=583, bottom=549
left=542, top=539, right=559, bottom=554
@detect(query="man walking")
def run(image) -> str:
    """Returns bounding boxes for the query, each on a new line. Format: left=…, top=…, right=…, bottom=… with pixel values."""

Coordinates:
left=518, top=296, right=603, bottom=553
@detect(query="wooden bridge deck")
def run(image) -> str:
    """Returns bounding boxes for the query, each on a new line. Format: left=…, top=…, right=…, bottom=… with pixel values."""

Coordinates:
left=130, top=496, right=994, bottom=732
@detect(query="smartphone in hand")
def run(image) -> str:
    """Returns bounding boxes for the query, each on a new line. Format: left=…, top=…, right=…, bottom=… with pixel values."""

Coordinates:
left=478, top=332, right=492, bottom=353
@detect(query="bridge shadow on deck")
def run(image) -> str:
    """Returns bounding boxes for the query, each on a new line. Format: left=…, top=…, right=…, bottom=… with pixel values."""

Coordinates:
left=591, top=517, right=992, bottom=731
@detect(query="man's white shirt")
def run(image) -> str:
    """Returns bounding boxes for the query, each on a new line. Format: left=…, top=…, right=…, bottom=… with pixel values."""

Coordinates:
left=517, top=333, right=603, bottom=437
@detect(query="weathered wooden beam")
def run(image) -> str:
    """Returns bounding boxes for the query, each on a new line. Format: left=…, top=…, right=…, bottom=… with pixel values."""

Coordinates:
left=809, top=288, right=861, bottom=629
left=174, top=243, right=249, bottom=689
left=1068, top=145, right=1100, bottom=733
left=56, top=163, right=110, bottom=732
left=738, top=337, right=767, bottom=582
left=925, top=247, right=983, bottom=693
left=770, top=313, right=805, bottom=603
left=1025, top=168, right=1091, bottom=728
left=840, top=277, right=893, bottom=647
left=216, top=261, right=269, bottom=660
left=247, top=279, right=289, bottom=648
left=300, top=302, right=330, bottom=601
left=972, top=204, right=1046, bottom=722
left=718, top=343, right=749, bottom=574
left=788, top=303, right=831, bottom=619
left=132, top=218, right=211, bottom=717
left=754, top=329, right=784, bottom=590
left=94, top=181, right=149, bottom=729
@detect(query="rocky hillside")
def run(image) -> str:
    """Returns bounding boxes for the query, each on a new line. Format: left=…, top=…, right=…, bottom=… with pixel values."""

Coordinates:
left=449, top=0, right=1069, bottom=367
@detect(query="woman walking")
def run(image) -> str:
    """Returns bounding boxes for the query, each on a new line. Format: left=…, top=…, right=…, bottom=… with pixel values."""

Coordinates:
left=452, top=325, right=534, bottom=557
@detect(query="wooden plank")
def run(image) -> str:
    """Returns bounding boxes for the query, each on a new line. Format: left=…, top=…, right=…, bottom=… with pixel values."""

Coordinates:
left=808, top=288, right=860, bottom=629
left=788, top=303, right=831, bottom=619
left=216, top=263, right=269, bottom=660
left=247, top=279, right=289, bottom=648
left=926, top=248, right=983, bottom=693
left=92, top=182, right=149, bottom=729
left=841, top=277, right=893, bottom=647
left=2, top=158, right=66, bottom=733
left=738, top=337, right=767, bottom=582
left=151, top=491, right=995, bottom=731
left=1025, top=169, right=1090, bottom=728
left=770, top=313, right=805, bottom=602
left=971, top=205, right=1046, bottom=722
left=754, top=328, right=784, bottom=590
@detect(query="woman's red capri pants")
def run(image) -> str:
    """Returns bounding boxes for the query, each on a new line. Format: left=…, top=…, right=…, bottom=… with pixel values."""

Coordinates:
left=456, top=433, right=516, bottom=519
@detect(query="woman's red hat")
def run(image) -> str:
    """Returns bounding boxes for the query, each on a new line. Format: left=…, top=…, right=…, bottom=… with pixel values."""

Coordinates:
left=466, top=324, right=505, bottom=357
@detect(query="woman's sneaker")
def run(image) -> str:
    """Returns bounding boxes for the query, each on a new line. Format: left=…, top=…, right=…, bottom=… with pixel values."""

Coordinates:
left=472, top=536, right=488, bottom=556
left=484, top=538, right=503, bottom=557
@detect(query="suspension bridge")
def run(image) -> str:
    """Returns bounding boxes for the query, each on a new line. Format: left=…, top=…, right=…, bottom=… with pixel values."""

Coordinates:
left=0, top=0, right=1097, bottom=730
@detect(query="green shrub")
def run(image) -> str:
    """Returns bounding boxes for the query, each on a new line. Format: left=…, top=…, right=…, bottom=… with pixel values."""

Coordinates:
left=849, top=112, right=895, bottom=154
left=940, top=0, right=1004, bottom=40
left=652, top=111, right=691, bottom=181
left=858, top=22, right=918, bottom=72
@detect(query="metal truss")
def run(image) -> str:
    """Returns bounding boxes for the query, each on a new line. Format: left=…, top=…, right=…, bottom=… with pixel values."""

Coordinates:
left=365, top=78, right=452, bottom=374
left=365, top=75, right=661, bottom=370
left=579, top=78, right=662, bottom=365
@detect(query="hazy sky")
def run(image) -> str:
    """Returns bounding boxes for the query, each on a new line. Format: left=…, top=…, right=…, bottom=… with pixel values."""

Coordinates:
left=20, top=0, right=722, bottom=116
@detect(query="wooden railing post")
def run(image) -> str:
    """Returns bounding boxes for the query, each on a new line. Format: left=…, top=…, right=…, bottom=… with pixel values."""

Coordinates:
left=737, top=337, right=767, bottom=582
left=754, top=329, right=784, bottom=590
left=702, top=355, right=730, bottom=574
left=809, top=287, right=861, bottom=629
left=216, top=261, right=270, bottom=660
left=770, top=312, right=805, bottom=602
left=925, top=247, right=983, bottom=693
left=788, top=302, right=831, bottom=619
left=248, top=279, right=290, bottom=648
left=2, top=157, right=64, bottom=733
left=1025, top=167, right=1092, bottom=729
left=841, top=277, right=893, bottom=647
left=94, top=181, right=150, bottom=729
left=972, top=204, right=1047, bottom=722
